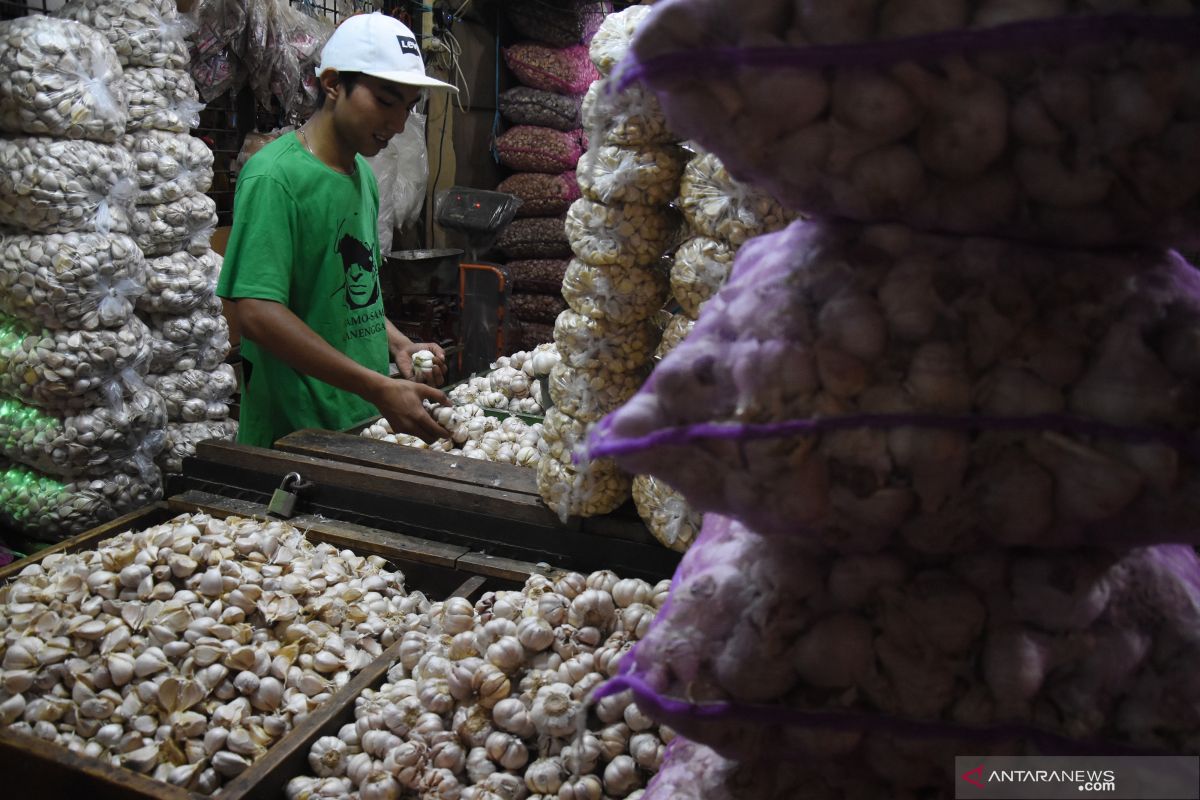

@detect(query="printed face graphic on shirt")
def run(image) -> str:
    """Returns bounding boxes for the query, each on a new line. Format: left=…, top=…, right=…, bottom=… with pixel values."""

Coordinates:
left=335, top=232, right=381, bottom=310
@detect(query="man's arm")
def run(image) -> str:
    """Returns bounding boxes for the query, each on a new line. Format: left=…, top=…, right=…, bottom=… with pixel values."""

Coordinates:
left=238, top=298, right=451, bottom=442
left=386, top=319, right=448, bottom=386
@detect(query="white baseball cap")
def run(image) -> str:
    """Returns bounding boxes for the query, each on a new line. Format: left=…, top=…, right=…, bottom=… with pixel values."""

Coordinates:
left=315, top=12, right=458, bottom=93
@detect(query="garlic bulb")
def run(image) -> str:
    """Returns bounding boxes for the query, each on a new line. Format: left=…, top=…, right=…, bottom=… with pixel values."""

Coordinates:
left=412, top=349, right=435, bottom=380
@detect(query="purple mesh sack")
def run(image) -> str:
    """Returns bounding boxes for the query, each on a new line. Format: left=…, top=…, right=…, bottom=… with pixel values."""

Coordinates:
left=620, top=2, right=1200, bottom=248
left=504, top=42, right=600, bottom=96
left=589, top=219, right=1200, bottom=551
left=505, top=0, right=612, bottom=48
left=498, top=171, right=581, bottom=218
left=496, top=125, right=586, bottom=173
left=499, top=86, right=583, bottom=131
left=596, top=514, right=1200, bottom=773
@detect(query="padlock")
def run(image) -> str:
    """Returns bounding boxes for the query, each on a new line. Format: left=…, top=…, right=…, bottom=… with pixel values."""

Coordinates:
left=268, top=472, right=303, bottom=518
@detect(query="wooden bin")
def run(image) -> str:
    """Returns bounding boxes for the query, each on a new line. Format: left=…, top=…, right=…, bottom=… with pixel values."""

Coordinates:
left=0, top=491, right=544, bottom=800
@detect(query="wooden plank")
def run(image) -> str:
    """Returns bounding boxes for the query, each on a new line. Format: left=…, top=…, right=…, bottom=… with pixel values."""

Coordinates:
left=455, top=551, right=544, bottom=584
left=218, top=637, right=406, bottom=800
left=0, top=727, right=196, bottom=800
left=448, top=574, right=487, bottom=599
left=276, top=428, right=540, bottom=497
left=192, top=440, right=563, bottom=528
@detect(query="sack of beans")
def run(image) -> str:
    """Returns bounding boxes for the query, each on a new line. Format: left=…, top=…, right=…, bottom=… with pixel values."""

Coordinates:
left=503, top=42, right=600, bottom=96
left=510, top=292, right=569, bottom=325
left=506, top=258, right=569, bottom=294
left=496, top=216, right=571, bottom=260
left=499, top=172, right=581, bottom=218
left=0, top=15, right=127, bottom=142
left=505, top=0, right=612, bottom=48
left=499, top=86, right=583, bottom=131
left=496, top=125, right=587, bottom=173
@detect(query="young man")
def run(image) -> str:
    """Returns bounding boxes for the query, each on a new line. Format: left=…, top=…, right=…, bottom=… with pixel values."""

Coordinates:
left=218, top=13, right=455, bottom=448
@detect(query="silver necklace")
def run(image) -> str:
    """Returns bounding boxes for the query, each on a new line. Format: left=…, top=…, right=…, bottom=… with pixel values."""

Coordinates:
left=298, top=126, right=353, bottom=174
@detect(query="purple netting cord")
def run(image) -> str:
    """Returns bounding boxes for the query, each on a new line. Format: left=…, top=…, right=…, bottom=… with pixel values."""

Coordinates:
left=613, top=12, right=1200, bottom=91
left=589, top=411, right=1200, bottom=461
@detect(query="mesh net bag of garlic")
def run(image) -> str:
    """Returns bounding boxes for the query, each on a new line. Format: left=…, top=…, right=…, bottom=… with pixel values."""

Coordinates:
left=589, top=219, right=1200, bottom=552
left=0, top=232, right=144, bottom=331
left=284, top=568, right=675, bottom=800
left=0, top=511, right=440, bottom=791
left=57, top=0, right=191, bottom=70
left=121, top=130, right=215, bottom=206
left=0, top=137, right=135, bottom=235
left=627, top=0, right=1200, bottom=248
left=538, top=407, right=631, bottom=520
left=595, top=513, right=1200, bottom=778
left=0, top=314, right=151, bottom=413
left=0, top=387, right=166, bottom=479
left=145, top=363, right=237, bottom=423
left=0, top=15, right=127, bottom=142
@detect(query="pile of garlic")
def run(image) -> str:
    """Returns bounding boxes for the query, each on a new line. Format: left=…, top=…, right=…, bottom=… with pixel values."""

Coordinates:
left=0, top=15, right=127, bottom=142
left=560, top=259, right=668, bottom=327
left=0, top=232, right=144, bottom=332
left=581, top=80, right=673, bottom=151
left=447, top=346, right=556, bottom=416
left=554, top=311, right=658, bottom=375
left=564, top=198, right=675, bottom=271
left=127, top=192, right=218, bottom=258
left=654, top=314, right=693, bottom=360
left=286, top=569, right=674, bottom=800
left=362, top=405, right=543, bottom=469
left=0, top=511, right=435, bottom=793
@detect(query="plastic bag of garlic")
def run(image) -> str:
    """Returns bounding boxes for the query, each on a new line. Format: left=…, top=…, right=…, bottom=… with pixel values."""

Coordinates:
left=145, top=363, right=236, bottom=423
left=0, top=511, right=438, bottom=790
left=135, top=249, right=222, bottom=315
left=565, top=197, right=677, bottom=270
left=120, top=130, right=215, bottom=205
left=577, top=144, right=687, bottom=207
left=632, top=475, right=699, bottom=553
left=0, top=232, right=144, bottom=331
left=670, top=236, right=733, bottom=320
left=0, top=137, right=135, bottom=234
left=57, top=0, right=192, bottom=70
left=677, top=150, right=797, bottom=248
left=146, top=295, right=231, bottom=373
left=581, top=77, right=675, bottom=148
left=285, top=569, right=674, bottom=800
left=157, top=419, right=238, bottom=474
left=0, top=460, right=160, bottom=539
left=554, top=309, right=661, bottom=374
left=0, top=15, right=127, bottom=143
left=123, top=67, right=205, bottom=134
left=591, top=219, right=1200, bottom=551
left=627, top=0, right=1200, bottom=248
left=549, top=361, right=645, bottom=425
left=596, top=514, right=1200, bottom=780
left=128, top=192, right=219, bottom=257
left=561, top=257, right=668, bottom=326
left=654, top=314, right=693, bottom=362
left=0, top=314, right=151, bottom=413
left=0, top=387, right=166, bottom=479
left=588, top=3, right=652, bottom=76
left=538, top=407, right=630, bottom=520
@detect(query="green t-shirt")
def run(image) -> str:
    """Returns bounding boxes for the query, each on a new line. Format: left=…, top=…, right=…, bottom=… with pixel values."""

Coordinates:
left=216, top=132, right=388, bottom=448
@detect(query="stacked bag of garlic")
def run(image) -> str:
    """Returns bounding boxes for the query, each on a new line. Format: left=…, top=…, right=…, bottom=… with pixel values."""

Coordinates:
left=0, top=14, right=167, bottom=539
left=529, top=5, right=687, bottom=526
left=55, top=0, right=238, bottom=475
left=494, top=4, right=611, bottom=352
left=585, top=1, right=1200, bottom=794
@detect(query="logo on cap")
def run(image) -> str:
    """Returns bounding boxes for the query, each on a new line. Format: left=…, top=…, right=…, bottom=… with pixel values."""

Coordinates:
left=396, top=35, right=420, bottom=57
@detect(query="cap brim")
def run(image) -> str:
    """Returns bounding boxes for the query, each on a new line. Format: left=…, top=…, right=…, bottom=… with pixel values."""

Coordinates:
left=362, top=69, right=459, bottom=92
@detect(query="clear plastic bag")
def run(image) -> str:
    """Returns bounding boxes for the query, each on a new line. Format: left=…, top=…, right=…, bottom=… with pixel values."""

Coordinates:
left=0, top=16, right=127, bottom=143
left=678, top=151, right=797, bottom=247
left=123, top=67, right=204, bottom=133
left=135, top=249, right=221, bottom=316
left=582, top=79, right=676, bottom=148
left=146, top=296, right=232, bottom=373
left=0, top=232, right=143, bottom=331
left=128, top=192, right=219, bottom=257
left=577, top=144, right=687, bottom=207
left=628, top=1, right=1200, bottom=248
left=0, top=314, right=152, bottom=413
left=120, top=130, right=215, bottom=205
left=589, top=4, right=652, bottom=76
left=157, top=419, right=237, bottom=474
left=536, top=408, right=630, bottom=520
left=145, top=363, right=237, bottom=423
left=592, top=220, right=1200, bottom=550
left=670, top=236, right=733, bottom=320
left=554, top=308, right=660, bottom=374
left=57, top=0, right=192, bottom=69
left=0, top=387, right=166, bottom=478
left=0, top=137, right=135, bottom=234
left=565, top=197, right=678, bottom=269
left=549, top=360, right=645, bottom=424
left=561, top=257, right=668, bottom=325
left=654, top=313, right=694, bottom=360
left=0, top=461, right=161, bottom=540
left=367, top=111, right=428, bottom=253
left=270, top=1, right=333, bottom=125
left=632, top=474, right=699, bottom=553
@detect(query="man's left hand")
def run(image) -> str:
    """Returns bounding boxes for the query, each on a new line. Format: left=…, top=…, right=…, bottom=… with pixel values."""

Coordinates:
left=393, top=341, right=447, bottom=386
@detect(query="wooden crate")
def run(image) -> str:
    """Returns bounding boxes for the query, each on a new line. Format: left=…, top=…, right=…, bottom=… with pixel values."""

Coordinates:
left=0, top=491, right=545, bottom=800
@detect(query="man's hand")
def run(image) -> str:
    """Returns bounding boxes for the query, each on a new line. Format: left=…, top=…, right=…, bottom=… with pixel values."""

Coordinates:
left=393, top=341, right=447, bottom=386
left=369, top=377, right=452, bottom=444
